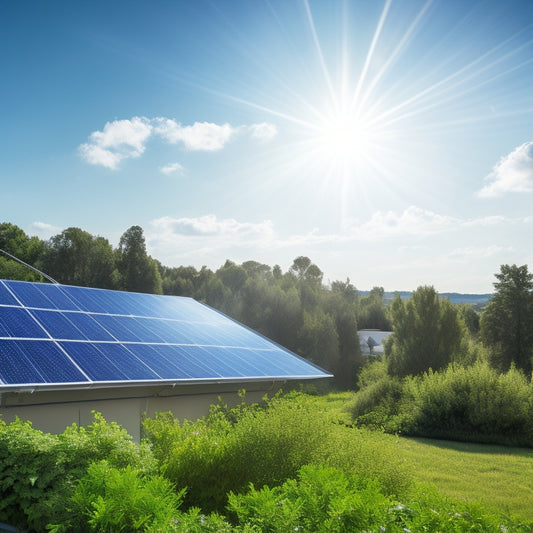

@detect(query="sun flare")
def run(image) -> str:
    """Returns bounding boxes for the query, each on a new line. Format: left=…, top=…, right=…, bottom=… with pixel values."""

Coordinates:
left=319, top=110, right=374, bottom=163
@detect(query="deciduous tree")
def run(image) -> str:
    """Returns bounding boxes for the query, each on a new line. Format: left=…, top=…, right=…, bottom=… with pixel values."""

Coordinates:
left=480, top=264, right=533, bottom=374
left=386, top=286, right=467, bottom=377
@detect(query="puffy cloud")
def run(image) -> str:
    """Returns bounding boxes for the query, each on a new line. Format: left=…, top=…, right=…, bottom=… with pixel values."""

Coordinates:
left=78, top=117, right=152, bottom=169
left=79, top=117, right=277, bottom=169
left=352, top=206, right=459, bottom=239
left=478, top=141, right=533, bottom=197
left=153, top=119, right=235, bottom=151
left=159, top=162, right=185, bottom=176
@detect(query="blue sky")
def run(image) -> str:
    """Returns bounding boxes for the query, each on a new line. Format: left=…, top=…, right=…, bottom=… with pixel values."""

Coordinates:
left=2, top=0, right=533, bottom=293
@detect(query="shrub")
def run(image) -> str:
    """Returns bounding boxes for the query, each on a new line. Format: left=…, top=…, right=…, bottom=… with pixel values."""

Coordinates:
left=352, top=360, right=533, bottom=447
left=228, top=465, right=528, bottom=533
left=228, top=464, right=390, bottom=533
left=144, top=392, right=412, bottom=512
left=48, top=461, right=183, bottom=533
left=0, top=412, right=155, bottom=531
left=409, top=362, right=533, bottom=445
left=350, top=363, right=414, bottom=433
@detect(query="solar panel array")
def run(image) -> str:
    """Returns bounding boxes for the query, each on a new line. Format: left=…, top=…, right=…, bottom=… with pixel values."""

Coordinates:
left=0, top=279, right=331, bottom=389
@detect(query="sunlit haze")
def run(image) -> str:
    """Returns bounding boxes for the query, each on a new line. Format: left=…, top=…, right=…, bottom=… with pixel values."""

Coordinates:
left=2, top=0, right=533, bottom=293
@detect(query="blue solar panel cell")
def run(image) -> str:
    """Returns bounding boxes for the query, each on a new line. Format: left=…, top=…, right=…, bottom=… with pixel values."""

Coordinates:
left=60, top=342, right=129, bottom=381
left=186, top=345, right=247, bottom=377
left=31, top=310, right=88, bottom=340
left=0, top=282, right=19, bottom=306
left=0, top=340, right=89, bottom=384
left=91, top=315, right=145, bottom=342
left=24, top=341, right=89, bottom=383
left=152, top=344, right=221, bottom=377
left=138, top=318, right=195, bottom=344
left=0, top=339, right=46, bottom=383
left=75, top=342, right=160, bottom=381
left=126, top=344, right=193, bottom=379
left=35, top=284, right=81, bottom=311
left=0, top=307, right=47, bottom=338
left=5, top=280, right=57, bottom=309
left=64, top=313, right=116, bottom=341
left=61, top=285, right=110, bottom=313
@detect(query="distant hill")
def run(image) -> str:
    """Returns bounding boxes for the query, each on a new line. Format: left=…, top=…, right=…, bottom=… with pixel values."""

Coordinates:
left=359, top=291, right=492, bottom=307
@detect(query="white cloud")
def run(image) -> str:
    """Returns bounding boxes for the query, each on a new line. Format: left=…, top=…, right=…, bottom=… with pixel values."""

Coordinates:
left=79, top=117, right=152, bottom=169
left=478, top=141, right=533, bottom=197
left=150, top=215, right=274, bottom=240
left=147, top=215, right=276, bottom=263
left=352, top=206, right=460, bottom=239
left=159, top=162, right=185, bottom=176
left=153, top=119, right=235, bottom=151
left=30, top=221, right=62, bottom=239
left=79, top=117, right=278, bottom=169
left=249, top=122, right=278, bottom=142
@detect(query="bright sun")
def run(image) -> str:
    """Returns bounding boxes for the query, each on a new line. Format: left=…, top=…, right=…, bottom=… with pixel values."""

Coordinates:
left=320, top=111, right=373, bottom=163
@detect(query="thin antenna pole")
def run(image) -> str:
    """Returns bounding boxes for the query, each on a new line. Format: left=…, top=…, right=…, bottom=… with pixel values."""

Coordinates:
left=0, top=248, right=59, bottom=284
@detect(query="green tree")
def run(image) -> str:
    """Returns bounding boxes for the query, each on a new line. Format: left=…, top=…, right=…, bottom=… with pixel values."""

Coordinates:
left=115, top=226, right=162, bottom=294
left=358, top=286, right=391, bottom=330
left=297, top=309, right=339, bottom=371
left=40, top=228, right=115, bottom=288
left=386, top=286, right=467, bottom=377
left=0, top=223, right=45, bottom=281
left=480, top=264, right=533, bottom=374
left=216, top=260, right=247, bottom=293
left=289, top=256, right=323, bottom=285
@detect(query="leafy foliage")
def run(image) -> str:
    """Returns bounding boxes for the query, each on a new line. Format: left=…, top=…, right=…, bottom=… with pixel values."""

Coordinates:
left=386, top=286, right=468, bottom=377
left=0, top=412, right=155, bottom=531
left=143, top=392, right=410, bottom=513
left=480, top=264, right=533, bottom=374
left=48, top=461, right=183, bottom=533
left=228, top=465, right=530, bottom=533
left=351, top=360, right=533, bottom=446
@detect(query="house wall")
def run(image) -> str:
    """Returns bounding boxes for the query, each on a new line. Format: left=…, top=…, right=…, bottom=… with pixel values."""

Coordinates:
left=0, top=381, right=282, bottom=442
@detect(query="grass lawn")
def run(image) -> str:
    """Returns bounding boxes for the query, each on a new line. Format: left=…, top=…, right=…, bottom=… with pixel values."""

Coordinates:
left=396, top=436, right=533, bottom=522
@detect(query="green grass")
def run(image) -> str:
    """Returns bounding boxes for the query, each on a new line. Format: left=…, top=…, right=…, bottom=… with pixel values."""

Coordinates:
left=395, top=435, right=533, bottom=522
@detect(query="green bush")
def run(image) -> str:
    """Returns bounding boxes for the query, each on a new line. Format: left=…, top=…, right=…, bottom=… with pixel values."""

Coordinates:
left=48, top=460, right=184, bottom=533
left=409, top=362, right=533, bottom=445
left=144, top=392, right=412, bottom=512
left=228, top=464, right=390, bottom=532
left=228, top=465, right=530, bottom=533
left=0, top=412, right=155, bottom=531
left=352, top=360, right=533, bottom=447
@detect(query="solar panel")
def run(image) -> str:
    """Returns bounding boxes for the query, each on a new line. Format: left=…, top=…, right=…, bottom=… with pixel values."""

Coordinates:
left=0, top=279, right=332, bottom=389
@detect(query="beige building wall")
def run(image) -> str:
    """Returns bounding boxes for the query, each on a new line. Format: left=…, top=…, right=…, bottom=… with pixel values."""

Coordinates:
left=0, top=381, right=282, bottom=442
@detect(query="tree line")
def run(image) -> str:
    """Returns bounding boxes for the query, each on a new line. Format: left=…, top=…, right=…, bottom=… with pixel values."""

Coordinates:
left=2, top=221, right=532, bottom=385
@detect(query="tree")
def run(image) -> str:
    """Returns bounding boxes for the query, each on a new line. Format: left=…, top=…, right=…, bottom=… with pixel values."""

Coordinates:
left=0, top=223, right=45, bottom=281
left=358, top=286, right=391, bottom=330
left=385, top=286, right=467, bottom=377
left=480, top=264, right=533, bottom=374
left=297, top=309, right=339, bottom=371
left=115, top=226, right=162, bottom=294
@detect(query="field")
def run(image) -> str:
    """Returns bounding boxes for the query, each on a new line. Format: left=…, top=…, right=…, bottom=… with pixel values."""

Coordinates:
left=316, top=391, right=533, bottom=522
left=396, top=436, right=533, bottom=522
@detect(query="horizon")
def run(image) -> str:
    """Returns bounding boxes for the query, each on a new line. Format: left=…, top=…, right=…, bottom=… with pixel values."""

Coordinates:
left=2, top=1, right=533, bottom=294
